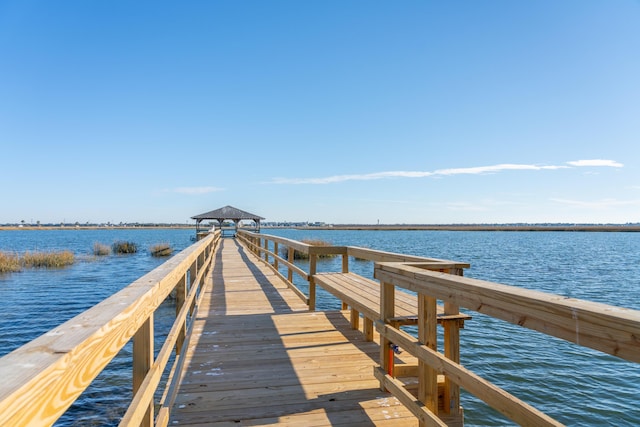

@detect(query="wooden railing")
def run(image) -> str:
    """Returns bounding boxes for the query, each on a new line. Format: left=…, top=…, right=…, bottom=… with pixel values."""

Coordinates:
left=373, top=261, right=640, bottom=427
left=236, top=230, right=468, bottom=309
left=0, top=230, right=221, bottom=427
left=238, top=230, right=640, bottom=427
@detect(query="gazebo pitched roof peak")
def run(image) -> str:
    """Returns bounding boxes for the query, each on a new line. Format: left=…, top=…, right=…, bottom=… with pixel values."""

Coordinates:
left=191, top=205, right=265, bottom=221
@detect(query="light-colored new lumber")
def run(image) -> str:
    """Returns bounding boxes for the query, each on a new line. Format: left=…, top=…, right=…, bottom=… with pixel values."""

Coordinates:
left=375, top=262, right=640, bottom=363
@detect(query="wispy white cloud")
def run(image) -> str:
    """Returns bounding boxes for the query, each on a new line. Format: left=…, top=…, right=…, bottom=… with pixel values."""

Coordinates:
left=270, top=171, right=432, bottom=184
left=165, top=186, right=225, bottom=195
left=567, top=159, right=624, bottom=168
left=269, top=159, right=622, bottom=185
left=433, top=163, right=567, bottom=176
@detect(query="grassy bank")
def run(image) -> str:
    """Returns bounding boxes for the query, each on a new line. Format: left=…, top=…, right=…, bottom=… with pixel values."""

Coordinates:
left=0, top=252, right=21, bottom=273
left=1, top=239, right=175, bottom=274
left=0, top=250, right=75, bottom=272
left=150, top=243, right=172, bottom=257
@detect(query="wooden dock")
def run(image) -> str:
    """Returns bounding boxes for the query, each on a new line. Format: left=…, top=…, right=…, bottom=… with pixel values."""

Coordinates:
left=169, top=238, right=417, bottom=426
left=2, top=229, right=639, bottom=427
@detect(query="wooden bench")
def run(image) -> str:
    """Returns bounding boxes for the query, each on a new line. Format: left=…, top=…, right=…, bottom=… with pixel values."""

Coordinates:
left=314, top=271, right=470, bottom=423
left=313, top=272, right=471, bottom=341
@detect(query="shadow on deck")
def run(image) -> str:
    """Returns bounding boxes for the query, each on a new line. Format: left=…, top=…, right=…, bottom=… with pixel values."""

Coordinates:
left=169, top=239, right=416, bottom=426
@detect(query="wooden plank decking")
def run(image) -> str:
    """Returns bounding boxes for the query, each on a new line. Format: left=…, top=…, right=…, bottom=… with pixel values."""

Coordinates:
left=169, top=238, right=418, bottom=426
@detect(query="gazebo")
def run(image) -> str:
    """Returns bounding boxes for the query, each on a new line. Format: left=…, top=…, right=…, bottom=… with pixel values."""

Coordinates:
left=191, top=205, right=265, bottom=237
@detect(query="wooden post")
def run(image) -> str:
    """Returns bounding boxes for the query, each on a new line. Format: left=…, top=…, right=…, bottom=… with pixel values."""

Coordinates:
left=379, top=280, right=395, bottom=390
left=189, top=261, right=197, bottom=315
left=309, top=253, right=317, bottom=311
left=350, top=308, right=360, bottom=330
left=363, top=317, right=374, bottom=342
left=443, top=268, right=463, bottom=415
left=287, top=247, right=294, bottom=283
left=341, top=251, right=349, bottom=310
left=263, top=238, right=269, bottom=262
left=418, top=294, right=438, bottom=420
left=274, top=242, right=279, bottom=269
left=189, top=261, right=197, bottom=288
left=133, top=315, right=154, bottom=427
left=175, top=274, right=187, bottom=355
left=342, top=252, right=349, bottom=273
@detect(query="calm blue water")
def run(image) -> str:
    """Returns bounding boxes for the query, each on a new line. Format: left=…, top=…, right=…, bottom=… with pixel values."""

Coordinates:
left=267, top=229, right=640, bottom=427
left=1, top=228, right=638, bottom=426
left=0, top=228, right=195, bottom=427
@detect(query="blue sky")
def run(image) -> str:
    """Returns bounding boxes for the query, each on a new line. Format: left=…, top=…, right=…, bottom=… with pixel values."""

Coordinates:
left=1, top=1, right=639, bottom=225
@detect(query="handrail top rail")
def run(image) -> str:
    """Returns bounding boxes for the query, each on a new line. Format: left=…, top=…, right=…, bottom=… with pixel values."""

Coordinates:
left=376, top=261, right=640, bottom=320
left=0, top=232, right=217, bottom=401
left=238, top=230, right=470, bottom=268
left=348, top=246, right=470, bottom=268
left=375, top=261, right=640, bottom=363
left=237, top=230, right=313, bottom=252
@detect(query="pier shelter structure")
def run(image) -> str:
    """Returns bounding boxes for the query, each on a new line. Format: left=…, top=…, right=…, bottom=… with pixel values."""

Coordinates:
left=192, top=205, right=264, bottom=237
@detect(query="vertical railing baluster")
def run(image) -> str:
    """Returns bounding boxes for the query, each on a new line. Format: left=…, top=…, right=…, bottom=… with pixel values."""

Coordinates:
left=418, top=294, right=438, bottom=421
left=175, top=274, right=187, bottom=355
left=133, top=315, right=154, bottom=427
left=189, top=261, right=197, bottom=315
left=443, top=268, right=463, bottom=416
left=274, top=242, right=279, bottom=270
left=342, top=250, right=350, bottom=314
left=380, top=280, right=395, bottom=390
left=309, top=252, right=317, bottom=311
left=263, top=238, right=269, bottom=262
left=342, top=250, right=349, bottom=273
left=287, top=247, right=294, bottom=283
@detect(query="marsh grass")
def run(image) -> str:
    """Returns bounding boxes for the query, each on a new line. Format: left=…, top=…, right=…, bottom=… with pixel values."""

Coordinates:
left=112, top=241, right=138, bottom=254
left=150, top=243, right=172, bottom=257
left=22, top=250, right=75, bottom=268
left=93, top=242, right=111, bottom=256
left=0, top=251, right=21, bottom=273
left=281, top=239, right=337, bottom=260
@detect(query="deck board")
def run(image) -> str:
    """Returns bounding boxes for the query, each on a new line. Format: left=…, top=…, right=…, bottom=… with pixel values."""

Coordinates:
left=169, top=238, right=417, bottom=426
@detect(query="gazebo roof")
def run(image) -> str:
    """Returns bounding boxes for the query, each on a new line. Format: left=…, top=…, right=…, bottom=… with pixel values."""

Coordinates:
left=191, top=205, right=265, bottom=222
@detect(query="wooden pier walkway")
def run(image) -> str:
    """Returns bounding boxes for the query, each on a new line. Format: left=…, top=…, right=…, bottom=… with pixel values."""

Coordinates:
left=169, top=238, right=416, bottom=426
left=2, top=229, right=638, bottom=427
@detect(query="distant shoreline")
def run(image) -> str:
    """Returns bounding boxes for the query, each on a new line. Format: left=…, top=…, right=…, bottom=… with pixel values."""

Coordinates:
left=2, top=224, right=640, bottom=232
left=0, top=225, right=193, bottom=231
left=268, top=224, right=640, bottom=232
